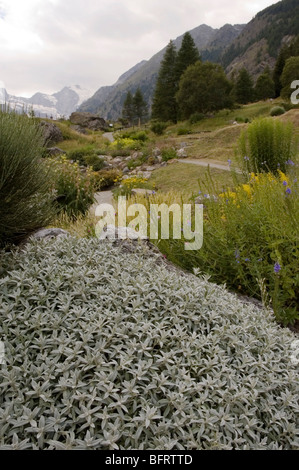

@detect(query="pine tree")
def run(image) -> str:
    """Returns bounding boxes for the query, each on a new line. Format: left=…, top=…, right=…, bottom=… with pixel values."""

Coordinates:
left=273, top=45, right=289, bottom=98
left=122, top=91, right=134, bottom=125
left=133, top=88, right=148, bottom=125
left=151, top=40, right=178, bottom=123
left=234, top=68, right=255, bottom=104
left=255, top=67, right=275, bottom=100
left=273, top=35, right=299, bottom=97
left=175, top=32, right=200, bottom=84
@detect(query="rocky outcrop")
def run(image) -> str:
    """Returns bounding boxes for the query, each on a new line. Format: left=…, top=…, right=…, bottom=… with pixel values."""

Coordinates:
left=40, top=120, right=64, bottom=145
left=70, top=112, right=107, bottom=131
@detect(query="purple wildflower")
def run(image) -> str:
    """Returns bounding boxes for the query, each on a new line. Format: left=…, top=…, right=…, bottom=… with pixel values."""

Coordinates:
left=283, top=181, right=288, bottom=186
left=286, top=159, right=295, bottom=166
left=274, top=262, right=281, bottom=274
left=286, top=188, right=292, bottom=195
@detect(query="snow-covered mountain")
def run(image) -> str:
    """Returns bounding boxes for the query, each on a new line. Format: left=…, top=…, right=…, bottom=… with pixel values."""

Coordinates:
left=0, top=84, right=92, bottom=119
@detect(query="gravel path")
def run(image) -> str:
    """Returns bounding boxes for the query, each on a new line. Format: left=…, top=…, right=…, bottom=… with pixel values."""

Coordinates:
left=177, top=159, right=239, bottom=172
left=102, top=132, right=115, bottom=143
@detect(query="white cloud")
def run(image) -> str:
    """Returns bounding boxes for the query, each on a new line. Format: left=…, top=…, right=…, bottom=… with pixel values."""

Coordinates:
left=0, top=0, right=276, bottom=97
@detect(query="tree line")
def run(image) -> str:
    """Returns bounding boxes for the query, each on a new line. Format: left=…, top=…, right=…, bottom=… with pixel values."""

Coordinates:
left=121, top=33, right=299, bottom=124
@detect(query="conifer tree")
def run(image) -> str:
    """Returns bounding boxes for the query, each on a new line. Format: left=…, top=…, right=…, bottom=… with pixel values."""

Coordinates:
left=255, top=67, right=275, bottom=100
left=175, top=32, right=200, bottom=84
left=151, top=40, right=178, bottom=123
left=234, top=68, right=255, bottom=104
left=273, top=45, right=289, bottom=98
left=122, top=91, right=134, bottom=125
left=133, top=88, right=148, bottom=125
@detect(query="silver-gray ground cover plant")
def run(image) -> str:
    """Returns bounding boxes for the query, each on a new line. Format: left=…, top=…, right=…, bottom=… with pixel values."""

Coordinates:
left=0, top=237, right=298, bottom=450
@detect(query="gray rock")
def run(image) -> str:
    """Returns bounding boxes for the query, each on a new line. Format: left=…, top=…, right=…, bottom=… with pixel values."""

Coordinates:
left=30, top=228, right=71, bottom=241
left=131, top=188, right=155, bottom=197
left=177, top=148, right=188, bottom=158
left=40, top=121, right=64, bottom=145
left=70, top=112, right=107, bottom=131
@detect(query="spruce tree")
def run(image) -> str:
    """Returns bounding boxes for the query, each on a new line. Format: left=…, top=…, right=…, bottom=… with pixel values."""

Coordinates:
left=122, top=91, right=134, bottom=125
left=273, top=35, right=299, bottom=97
left=175, top=32, right=200, bottom=84
left=133, top=88, right=148, bottom=125
left=273, top=45, right=289, bottom=98
left=234, top=68, right=255, bottom=104
left=255, top=67, right=275, bottom=100
left=152, top=40, right=178, bottom=123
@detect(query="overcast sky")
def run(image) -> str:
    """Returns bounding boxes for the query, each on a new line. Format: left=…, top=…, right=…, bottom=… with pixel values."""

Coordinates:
left=0, top=0, right=276, bottom=97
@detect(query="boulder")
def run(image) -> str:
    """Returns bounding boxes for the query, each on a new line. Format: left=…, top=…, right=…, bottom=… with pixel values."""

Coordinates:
left=131, top=188, right=155, bottom=197
left=177, top=148, right=188, bottom=158
left=30, top=228, right=71, bottom=241
left=40, top=121, right=64, bottom=145
left=70, top=112, right=107, bottom=131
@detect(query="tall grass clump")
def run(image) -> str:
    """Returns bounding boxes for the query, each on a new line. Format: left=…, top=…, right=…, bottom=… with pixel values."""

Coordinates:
left=238, top=117, right=296, bottom=174
left=0, top=111, right=55, bottom=246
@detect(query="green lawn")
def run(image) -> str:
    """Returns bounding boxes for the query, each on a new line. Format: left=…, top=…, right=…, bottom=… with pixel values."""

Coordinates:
left=150, top=162, right=235, bottom=196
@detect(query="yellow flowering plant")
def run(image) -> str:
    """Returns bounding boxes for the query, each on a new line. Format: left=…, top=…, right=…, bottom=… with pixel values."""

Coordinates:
left=46, top=156, right=96, bottom=217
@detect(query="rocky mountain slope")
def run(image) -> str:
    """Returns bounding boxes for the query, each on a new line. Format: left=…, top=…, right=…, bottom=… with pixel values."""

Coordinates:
left=0, top=84, right=91, bottom=119
left=79, top=24, right=244, bottom=120
left=79, top=0, right=299, bottom=121
left=223, top=0, right=299, bottom=78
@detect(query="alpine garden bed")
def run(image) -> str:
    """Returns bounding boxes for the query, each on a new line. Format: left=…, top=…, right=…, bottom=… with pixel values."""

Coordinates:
left=0, top=237, right=298, bottom=450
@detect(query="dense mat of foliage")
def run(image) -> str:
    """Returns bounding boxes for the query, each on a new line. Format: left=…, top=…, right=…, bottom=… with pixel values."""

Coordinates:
left=0, top=238, right=298, bottom=450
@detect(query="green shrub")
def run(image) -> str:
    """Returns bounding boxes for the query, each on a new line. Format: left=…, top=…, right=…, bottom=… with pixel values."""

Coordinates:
left=0, top=237, right=298, bottom=449
left=120, top=130, right=149, bottom=142
left=83, top=154, right=106, bottom=171
left=189, top=112, right=205, bottom=124
left=270, top=106, right=285, bottom=116
left=110, top=137, right=142, bottom=152
left=0, top=111, right=55, bottom=246
left=47, top=156, right=95, bottom=217
left=177, top=127, right=190, bottom=136
left=161, top=147, right=177, bottom=162
left=67, top=146, right=95, bottom=166
left=94, top=169, right=123, bottom=190
left=151, top=121, right=168, bottom=135
left=238, top=117, right=296, bottom=173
